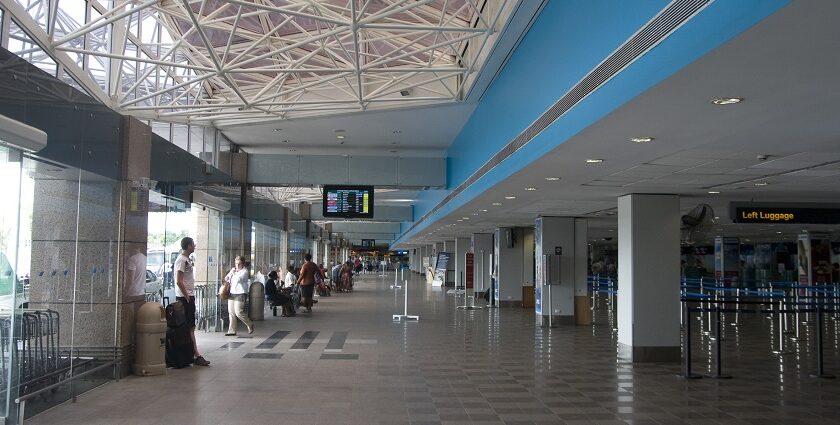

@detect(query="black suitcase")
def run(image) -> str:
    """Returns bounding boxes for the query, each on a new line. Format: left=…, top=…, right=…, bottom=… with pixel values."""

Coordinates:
left=165, top=325, right=193, bottom=368
left=165, top=301, right=193, bottom=368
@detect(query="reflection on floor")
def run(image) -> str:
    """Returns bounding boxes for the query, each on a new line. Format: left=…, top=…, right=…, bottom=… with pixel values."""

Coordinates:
left=29, top=273, right=840, bottom=425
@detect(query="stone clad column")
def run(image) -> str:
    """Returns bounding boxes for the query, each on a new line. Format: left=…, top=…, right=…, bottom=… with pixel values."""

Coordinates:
left=617, top=194, right=680, bottom=362
left=29, top=116, right=151, bottom=376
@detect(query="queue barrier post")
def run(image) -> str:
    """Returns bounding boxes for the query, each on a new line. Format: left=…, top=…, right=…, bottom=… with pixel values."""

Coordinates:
left=680, top=300, right=702, bottom=379
left=706, top=303, right=732, bottom=379
left=810, top=302, right=835, bottom=379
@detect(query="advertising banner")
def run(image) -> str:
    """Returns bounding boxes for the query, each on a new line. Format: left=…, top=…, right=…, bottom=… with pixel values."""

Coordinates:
left=465, top=252, right=474, bottom=290
left=432, top=252, right=450, bottom=287
left=798, top=233, right=811, bottom=288
left=714, top=237, right=740, bottom=286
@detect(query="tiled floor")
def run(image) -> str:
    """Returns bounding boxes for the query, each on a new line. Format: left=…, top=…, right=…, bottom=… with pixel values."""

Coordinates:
left=28, top=273, right=840, bottom=425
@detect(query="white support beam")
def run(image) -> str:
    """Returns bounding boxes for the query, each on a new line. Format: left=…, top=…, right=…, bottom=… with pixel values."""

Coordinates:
left=0, top=0, right=113, bottom=107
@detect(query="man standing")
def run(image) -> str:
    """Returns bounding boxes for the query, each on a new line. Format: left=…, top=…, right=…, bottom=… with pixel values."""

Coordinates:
left=174, top=237, right=210, bottom=366
left=297, top=253, right=322, bottom=313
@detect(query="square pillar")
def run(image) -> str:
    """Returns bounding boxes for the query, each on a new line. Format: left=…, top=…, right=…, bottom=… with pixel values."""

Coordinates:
left=618, top=194, right=680, bottom=363
left=494, top=227, right=524, bottom=306
left=534, top=217, right=588, bottom=326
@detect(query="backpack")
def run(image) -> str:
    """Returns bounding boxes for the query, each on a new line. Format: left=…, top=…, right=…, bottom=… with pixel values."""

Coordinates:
left=165, top=301, right=186, bottom=328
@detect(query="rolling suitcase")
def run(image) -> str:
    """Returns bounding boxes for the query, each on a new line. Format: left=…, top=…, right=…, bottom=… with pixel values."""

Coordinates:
left=165, top=301, right=193, bottom=368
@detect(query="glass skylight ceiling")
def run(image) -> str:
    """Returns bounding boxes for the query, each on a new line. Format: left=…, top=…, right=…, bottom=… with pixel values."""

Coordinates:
left=4, top=0, right=513, bottom=126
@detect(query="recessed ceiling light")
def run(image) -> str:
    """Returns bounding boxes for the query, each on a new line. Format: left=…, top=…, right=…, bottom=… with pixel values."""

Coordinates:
left=708, top=191, right=720, bottom=194
left=457, top=219, right=463, bottom=222
left=336, top=135, right=345, bottom=139
left=505, top=196, right=516, bottom=199
left=492, top=203, right=502, bottom=206
left=754, top=182, right=768, bottom=186
left=629, top=137, right=653, bottom=143
left=525, top=187, right=537, bottom=191
left=480, top=209, right=488, bottom=212
left=776, top=231, right=782, bottom=234
left=545, top=177, right=560, bottom=181
left=586, top=159, right=604, bottom=163
left=472, top=213, right=478, bottom=216
left=711, top=97, right=743, bottom=105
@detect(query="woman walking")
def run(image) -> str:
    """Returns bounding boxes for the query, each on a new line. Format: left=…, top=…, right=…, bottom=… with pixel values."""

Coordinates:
left=225, top=255, right=254, bottom=335
left=340, top=261, right=353, bottom=292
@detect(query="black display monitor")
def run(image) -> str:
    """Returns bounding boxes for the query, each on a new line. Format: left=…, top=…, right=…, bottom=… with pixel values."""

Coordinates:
left=361, top=239, right=375, bottom=247
left=322, top=185, right=374, bottom=218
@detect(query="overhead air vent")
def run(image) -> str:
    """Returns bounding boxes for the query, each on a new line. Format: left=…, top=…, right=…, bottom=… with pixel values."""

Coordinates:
left=402, top=0, right=712, bottom=239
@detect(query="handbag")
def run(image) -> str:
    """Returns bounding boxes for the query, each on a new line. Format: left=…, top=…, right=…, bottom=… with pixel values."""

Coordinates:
left=218, top=282, right=230, bottom=300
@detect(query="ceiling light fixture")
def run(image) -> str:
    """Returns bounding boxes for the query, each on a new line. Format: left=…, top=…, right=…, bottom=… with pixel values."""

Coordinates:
left=492, top=203, right=502, bottom=206
left=754, top=182, right=768, bottom=186
left=708, top=191, right=720, bottom=194
left=480, top=209, right=488, bottom=212
left=505, top=196, right=516, bottom=200
left=472, top=213, right=478, bottom=216
left=273, top=128, right=282, bottom=132
left=336, top=135, right=345, bottom=139
left=525, top=187, right=537, bottom=191
left=629, top=137, right=653, bottom=143
left=586, top=159, right=604, bottom=163
left=711, top=97, right=743, bottom=105
left=545, top=177, right=560, bottom=181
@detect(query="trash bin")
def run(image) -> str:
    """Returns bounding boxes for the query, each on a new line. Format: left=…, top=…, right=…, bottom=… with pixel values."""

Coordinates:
left=134, top=302, right=167, bottom=376
left=249, top=281, right=264, bottom=321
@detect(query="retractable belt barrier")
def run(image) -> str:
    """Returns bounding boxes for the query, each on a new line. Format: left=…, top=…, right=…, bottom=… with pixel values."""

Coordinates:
left=680, top=297, right=838, bottom=380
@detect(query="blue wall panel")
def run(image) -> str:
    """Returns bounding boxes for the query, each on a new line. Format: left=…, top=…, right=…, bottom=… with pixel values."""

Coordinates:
left=394, top=0, right=790, bottom=246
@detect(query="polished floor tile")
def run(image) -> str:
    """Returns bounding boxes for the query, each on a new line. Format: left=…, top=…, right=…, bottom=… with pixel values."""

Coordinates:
left=26, top=273, right=840, bottom=425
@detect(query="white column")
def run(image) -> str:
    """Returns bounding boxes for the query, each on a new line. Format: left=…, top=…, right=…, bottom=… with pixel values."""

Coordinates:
left=472, top=233, right=493, bottom=294
left=494, top=227, right=524, bottom=306
left=535, top=217, right=588, bottom=325
left=618, top=194, right=680, bottom=362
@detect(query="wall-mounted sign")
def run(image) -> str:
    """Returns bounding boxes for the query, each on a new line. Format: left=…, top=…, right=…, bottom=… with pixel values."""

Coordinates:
left=731, top=203, right=840, bottom=224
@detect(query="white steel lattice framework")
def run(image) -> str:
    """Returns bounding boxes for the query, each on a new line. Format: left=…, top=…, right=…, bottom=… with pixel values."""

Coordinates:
left=1, top=0, right=512, bottom=126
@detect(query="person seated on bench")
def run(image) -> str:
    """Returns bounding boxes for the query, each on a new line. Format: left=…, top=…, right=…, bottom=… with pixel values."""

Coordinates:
left=265, top=270, right=294, bottom=317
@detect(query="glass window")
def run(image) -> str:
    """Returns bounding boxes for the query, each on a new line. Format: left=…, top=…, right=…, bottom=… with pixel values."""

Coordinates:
left=171, top=123, right=188, bottom=151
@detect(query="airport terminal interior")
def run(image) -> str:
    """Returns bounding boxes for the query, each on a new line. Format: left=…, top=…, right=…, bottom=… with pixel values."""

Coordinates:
left=1, top=0, right=840, bottom=424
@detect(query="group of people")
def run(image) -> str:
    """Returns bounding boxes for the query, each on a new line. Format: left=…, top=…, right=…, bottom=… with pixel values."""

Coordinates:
left=170, top=236, right=365, bottom=368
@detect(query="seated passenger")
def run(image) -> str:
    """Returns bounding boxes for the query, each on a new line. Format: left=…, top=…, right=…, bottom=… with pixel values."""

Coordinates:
left=265, top=270, right=294, bottom=317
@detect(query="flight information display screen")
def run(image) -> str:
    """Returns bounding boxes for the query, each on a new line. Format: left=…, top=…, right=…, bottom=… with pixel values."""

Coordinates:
left=322, top=185, right=374, bottom=218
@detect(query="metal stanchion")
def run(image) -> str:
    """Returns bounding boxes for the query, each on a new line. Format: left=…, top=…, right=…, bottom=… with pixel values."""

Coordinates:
left=706, top=303, right=731, bottom=379
left=792, top=287, right=801, bottom=341
left=810, top=303, right=835, bottom=379
left=680, top=301, right=702, bottom=379
left=393, top=279, right=419, bottom=321
left=773, top=299, right=792, bottom=355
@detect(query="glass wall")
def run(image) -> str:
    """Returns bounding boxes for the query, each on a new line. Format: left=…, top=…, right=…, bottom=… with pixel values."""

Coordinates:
left=0, top=146, right=123, bottom=421
left=147, top=193, right=227, bottom=333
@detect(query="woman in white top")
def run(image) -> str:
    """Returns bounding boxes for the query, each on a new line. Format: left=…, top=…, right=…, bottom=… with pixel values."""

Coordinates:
left=224, top=255, right=254, bottom=336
